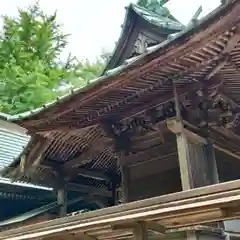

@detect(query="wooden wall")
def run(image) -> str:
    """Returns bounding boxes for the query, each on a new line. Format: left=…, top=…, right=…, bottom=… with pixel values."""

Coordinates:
left=128, top=167, right=181, bottom=202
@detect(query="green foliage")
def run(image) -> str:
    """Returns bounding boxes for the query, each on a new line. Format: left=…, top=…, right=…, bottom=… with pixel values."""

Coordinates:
left=0, top=3, right=105, bottom=114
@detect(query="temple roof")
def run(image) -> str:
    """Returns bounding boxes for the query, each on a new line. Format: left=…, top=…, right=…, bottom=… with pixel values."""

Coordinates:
left=2, top=0, right=240, bottom=199
left=102, top=2, right=184, bottom=73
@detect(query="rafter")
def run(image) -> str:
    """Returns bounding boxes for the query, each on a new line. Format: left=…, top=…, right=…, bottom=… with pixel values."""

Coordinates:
left=65, top=168, right=111, bottom=182
left=68, top=183, right=111, bottom=197
left=63, top=145, right=106, bottom=169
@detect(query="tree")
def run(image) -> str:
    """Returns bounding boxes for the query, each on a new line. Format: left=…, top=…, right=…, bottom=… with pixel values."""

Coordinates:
left=0, top=3, right=105, bottom=115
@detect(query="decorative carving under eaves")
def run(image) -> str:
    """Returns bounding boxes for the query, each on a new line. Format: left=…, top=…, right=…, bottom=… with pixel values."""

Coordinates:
left=131, top=32, right=159, bottom=57
left=184, top=91, right=240, bottom=129
left=212, top=94, right=240, bottom=129
left=101, top=115, right=163, bottom=155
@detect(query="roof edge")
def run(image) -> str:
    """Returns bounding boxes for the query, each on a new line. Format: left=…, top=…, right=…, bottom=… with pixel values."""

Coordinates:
left=9, top=0, right=238, bottom=124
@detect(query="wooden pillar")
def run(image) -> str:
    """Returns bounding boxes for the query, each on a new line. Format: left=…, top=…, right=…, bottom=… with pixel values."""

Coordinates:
left=169, top=82, right=219, bottom=190
left=120, top=165, right=130, bottom=203
left=133, top=222, right=148, bottom=240
left=167, top=83, right=222, bottom=239
left=167, top=119, right=219, bottom=190
left=57, top=185, right=67, bottom=217
left=110, top=181, right=117, bottom=206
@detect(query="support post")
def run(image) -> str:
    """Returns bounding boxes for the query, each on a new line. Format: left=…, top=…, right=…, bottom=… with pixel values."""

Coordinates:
left=167, top=82, right=223, bottom=239
left=169, top=81, right=219, bottom=189
left=57, top=185, right=67, bottom=217
left=120, top=165, right=130, bottom=203
left=133, top=222, right=148, bottom=240
left=110, top=180, right=117, bottom=206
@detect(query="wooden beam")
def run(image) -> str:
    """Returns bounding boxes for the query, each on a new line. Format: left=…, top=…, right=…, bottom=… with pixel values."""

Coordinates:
left=43, top=232, right=98, bottom=240
left=119, top=143, right=176, bottom=167
left=167, top=119, right=192, bottom=190
left=77, top=233, right=98, bottom=240
left=3, top=181, right=240, bottom=240
left=133, top=222, right=148, bottom=240
left=69, top=168, right=111, bottom=182
left=68, top=183, right=112, bottom=197
left=222, top=27, right=240, bottom=54
left=214, top=144, right=240, bottom=160
left=130, top=153, right=178, bottom=180
left=171, top=81, right=221, bottom=238
left=63, top=152, right=91, bottom=169
left=120, top=166, right=130, bottom=203
left=57, top=186, right=67, bottom=217
left=42, top=161, right=111, bottom=183
left=113, top=222, right=165, bottom=235
left=184, top=120, right=240, bottom=162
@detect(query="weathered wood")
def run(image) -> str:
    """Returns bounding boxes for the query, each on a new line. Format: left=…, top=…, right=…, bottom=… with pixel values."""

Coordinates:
left=133, top=222, right=148, bottom=240
left=129, top=169, right=181, bottom=202
left=113, top=221, right=165, bottom=235
left=171, top=80, right=221, bottom=239
left=63, top=167, right=111, bottom=182
left=2, top=181, right=240, bottom=240
left=68, top=183, right=112, bottom=197
left=77, top=169, right=110, bottom=182
left=119, top=143, right=176, bottom=167
left=57, top=186, right=67, bottom=217
left=129, top=154, right=178, bottom=179
left=120, top=166, right=130, bottom=203
left=170, top=82, right=219, bottom=189
left=167, top=118, right=192, bottom=190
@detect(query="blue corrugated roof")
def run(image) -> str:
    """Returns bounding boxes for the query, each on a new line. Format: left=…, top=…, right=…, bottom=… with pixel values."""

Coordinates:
left=0, top=129, right=29, bottom=169
left=0, top=117, right=52, bottom=190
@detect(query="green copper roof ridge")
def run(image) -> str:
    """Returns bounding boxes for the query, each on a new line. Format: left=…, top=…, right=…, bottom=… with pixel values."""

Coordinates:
left=132, top=4, right=184, bottom=30
left=132, top=3, right=182, bottom=24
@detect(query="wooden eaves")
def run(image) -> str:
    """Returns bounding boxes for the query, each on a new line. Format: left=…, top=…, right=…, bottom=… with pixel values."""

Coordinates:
left=1, top=0, right=240, bottom=209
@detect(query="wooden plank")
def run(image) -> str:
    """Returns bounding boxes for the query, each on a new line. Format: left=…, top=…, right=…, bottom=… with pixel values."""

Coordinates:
left=64, top=168, right=111, bottom=182
left=68, top=183, right=112, bottom=197
left=129, top=154, right=178, bottom=180
left=119, top=144, right=176, bottom=167
left=113, top=222, right=165, bottom=235
left=76, top=169, right=110, bottom=182
left=2, top=184, right=240, bottom=240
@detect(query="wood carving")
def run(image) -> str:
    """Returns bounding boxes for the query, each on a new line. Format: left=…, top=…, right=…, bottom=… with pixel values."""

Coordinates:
left=131, top=32, right=159, bottom=57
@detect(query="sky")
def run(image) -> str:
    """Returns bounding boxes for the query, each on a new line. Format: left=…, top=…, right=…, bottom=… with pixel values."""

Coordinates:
left=0, top=0, right=221, bottom=61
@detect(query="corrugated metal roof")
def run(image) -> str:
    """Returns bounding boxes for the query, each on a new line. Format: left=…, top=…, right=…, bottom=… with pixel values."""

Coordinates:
left=0, top=201, right=58, bottom=228
left=0, top=118, right=52, bottom=190
left=0, top=129, right=29, bottom=169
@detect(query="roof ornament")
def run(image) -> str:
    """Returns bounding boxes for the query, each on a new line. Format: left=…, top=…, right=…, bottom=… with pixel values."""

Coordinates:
left=137, top=0, right=170, bottom=17
left=187, top=5, right=203, bottom=26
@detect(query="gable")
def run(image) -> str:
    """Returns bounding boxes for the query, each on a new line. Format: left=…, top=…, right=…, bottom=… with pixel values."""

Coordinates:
left=102, top=3, right=184, bottom=74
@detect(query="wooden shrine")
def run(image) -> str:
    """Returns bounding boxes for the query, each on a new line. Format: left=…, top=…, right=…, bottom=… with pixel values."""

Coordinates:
left=1, top=0, right=240, bottom=239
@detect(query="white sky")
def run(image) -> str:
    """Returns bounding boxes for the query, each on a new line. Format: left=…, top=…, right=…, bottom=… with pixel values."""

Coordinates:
left=0, top=0, right=221, bottom=61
